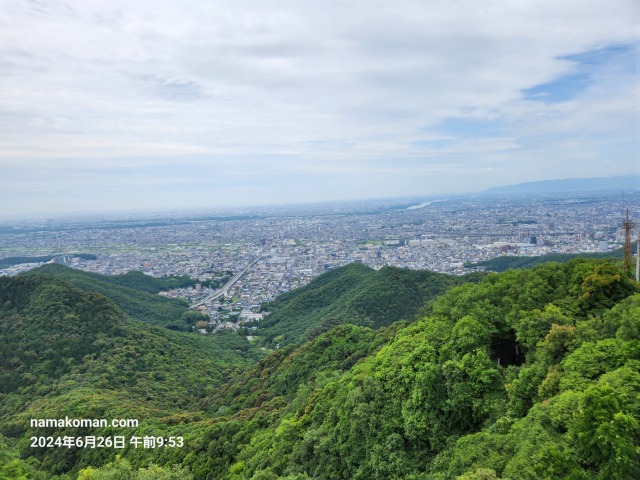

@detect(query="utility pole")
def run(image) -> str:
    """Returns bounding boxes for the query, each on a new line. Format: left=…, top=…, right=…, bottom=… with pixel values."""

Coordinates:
left=636, top=239, right=639, bottom=282
left=622, top=209, right=635, bottom=276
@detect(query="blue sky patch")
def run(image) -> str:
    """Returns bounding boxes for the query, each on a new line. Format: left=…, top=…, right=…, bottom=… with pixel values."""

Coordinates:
left=522, top=44, right=634, bottom=103
left=522, top=72, right=591, bottom=103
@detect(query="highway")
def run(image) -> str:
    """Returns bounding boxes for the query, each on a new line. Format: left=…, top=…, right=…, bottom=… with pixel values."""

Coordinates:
left=192, top=246, right=269, bottom=308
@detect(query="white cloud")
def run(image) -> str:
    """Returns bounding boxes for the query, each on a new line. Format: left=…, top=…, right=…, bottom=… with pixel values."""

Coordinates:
left=0, top=0, right=638, bottom=213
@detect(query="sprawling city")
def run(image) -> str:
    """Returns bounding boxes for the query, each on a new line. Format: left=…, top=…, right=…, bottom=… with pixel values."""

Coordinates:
left=2, top=189, right=637, bottom=334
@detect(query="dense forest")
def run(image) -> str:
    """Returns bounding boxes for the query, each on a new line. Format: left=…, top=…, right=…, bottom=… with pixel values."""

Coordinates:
left=0, top=275, right=261, bottom=479
left=467, top=242, right=633, bottom=272
left=0, top=258, right=638, bottom=479
left=257, top=263, right=484, bottom=346
left=20, top=264, right=195, bottom=331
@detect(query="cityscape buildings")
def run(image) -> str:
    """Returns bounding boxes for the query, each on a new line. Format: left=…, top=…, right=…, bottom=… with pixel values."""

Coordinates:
left=1, top=191, right=637, bottom=331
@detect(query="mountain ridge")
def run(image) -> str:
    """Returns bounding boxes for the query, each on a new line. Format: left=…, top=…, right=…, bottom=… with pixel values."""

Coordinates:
left=1, top=258, right=638, bottom=479
left=484, top=175, right=639, bottom=194
left=258, top=263, right=484, bottom=346
left=21, top=263, right=192, bottom=330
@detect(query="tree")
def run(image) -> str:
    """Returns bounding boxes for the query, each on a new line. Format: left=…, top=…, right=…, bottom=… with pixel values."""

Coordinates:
left=181, top=310, right=209, bottom=325
left=572, top=385, right=640, bottom=479
left=78, top=456, right=193, bottom=479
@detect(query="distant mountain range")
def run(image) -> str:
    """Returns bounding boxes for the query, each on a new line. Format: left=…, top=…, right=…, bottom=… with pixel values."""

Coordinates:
left=484, top=175, right=640, bottom=194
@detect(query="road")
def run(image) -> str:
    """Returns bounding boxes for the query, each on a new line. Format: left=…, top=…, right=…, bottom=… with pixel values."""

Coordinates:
left=192, top=246, right=269, bottom=308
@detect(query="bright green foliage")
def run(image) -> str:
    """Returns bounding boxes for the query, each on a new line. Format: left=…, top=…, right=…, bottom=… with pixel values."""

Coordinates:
left=204, top=323, right=393, bottom=415
left=186, top=259, right=638, bottom=479
left=572, top=385, right=640, bottom=478
left=456, top=468, right=505, bottom=480
left=1, top=258, right=638, bottom=479
left=0, top=434, right=44, bottom=480
left=578, top=263, right=637, bottom=314
left=77, top=456, right=192, bottom=479
left=561, top=339, right=626, bottom=391
left=514, top=304, right=575, bottom=354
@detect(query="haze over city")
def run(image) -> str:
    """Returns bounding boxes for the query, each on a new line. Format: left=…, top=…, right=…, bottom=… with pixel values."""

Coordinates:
left=1, top=0, right=638, bottom=216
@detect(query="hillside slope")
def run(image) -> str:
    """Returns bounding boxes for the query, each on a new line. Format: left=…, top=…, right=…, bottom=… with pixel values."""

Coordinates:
left=469, top=243, right=632, bottom=273
left=0, top=275, right=261, bottom=477
left=258, top=263, right=481, bottom=346
left=21, top=264, right=192, bottom=330
left=2, top=259, right=638, bottom=479
left=138, top=258, right=638, bottom=480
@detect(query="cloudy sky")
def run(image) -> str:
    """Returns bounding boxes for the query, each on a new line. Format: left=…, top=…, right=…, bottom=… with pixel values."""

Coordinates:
left=1, top=0, right=638, bottom=216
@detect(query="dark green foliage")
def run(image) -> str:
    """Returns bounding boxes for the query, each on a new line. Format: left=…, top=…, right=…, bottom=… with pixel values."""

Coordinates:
left=0, top=275, right=262, bottom=477
left=258, top=263, right=477, bottom=346
left=21, top=264, right=192, bottom=330
left=0, top=276, right=123, bottom=395
left=100, top=270, right=226, bottom=292
left=469, top=243, right=632, bottom=272
left=181, top=310, right=210, bottom=325
left=0, top=254, right=97, bottom=269
left=102, top=270, right=197, bottom=293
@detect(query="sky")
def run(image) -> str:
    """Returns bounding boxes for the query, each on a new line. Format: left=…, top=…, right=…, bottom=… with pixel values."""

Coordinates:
left=1, top=0, right=638, bottom=216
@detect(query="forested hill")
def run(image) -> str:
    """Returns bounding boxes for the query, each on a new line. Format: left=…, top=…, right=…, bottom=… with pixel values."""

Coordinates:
left=1, top=258, right=639, bottom=479
left=258, top=263, right=483, bottom=346
left=0, top=274, right=261, bottom=478
left=83, top=258, right=640, bottom=479
left=161, top=259, right=637, bottom=480
left=469, top=243, right=630, bottom=272
left=19, top=263, right=480, bottom=338
left=20, top=264, right=193, bottom=330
